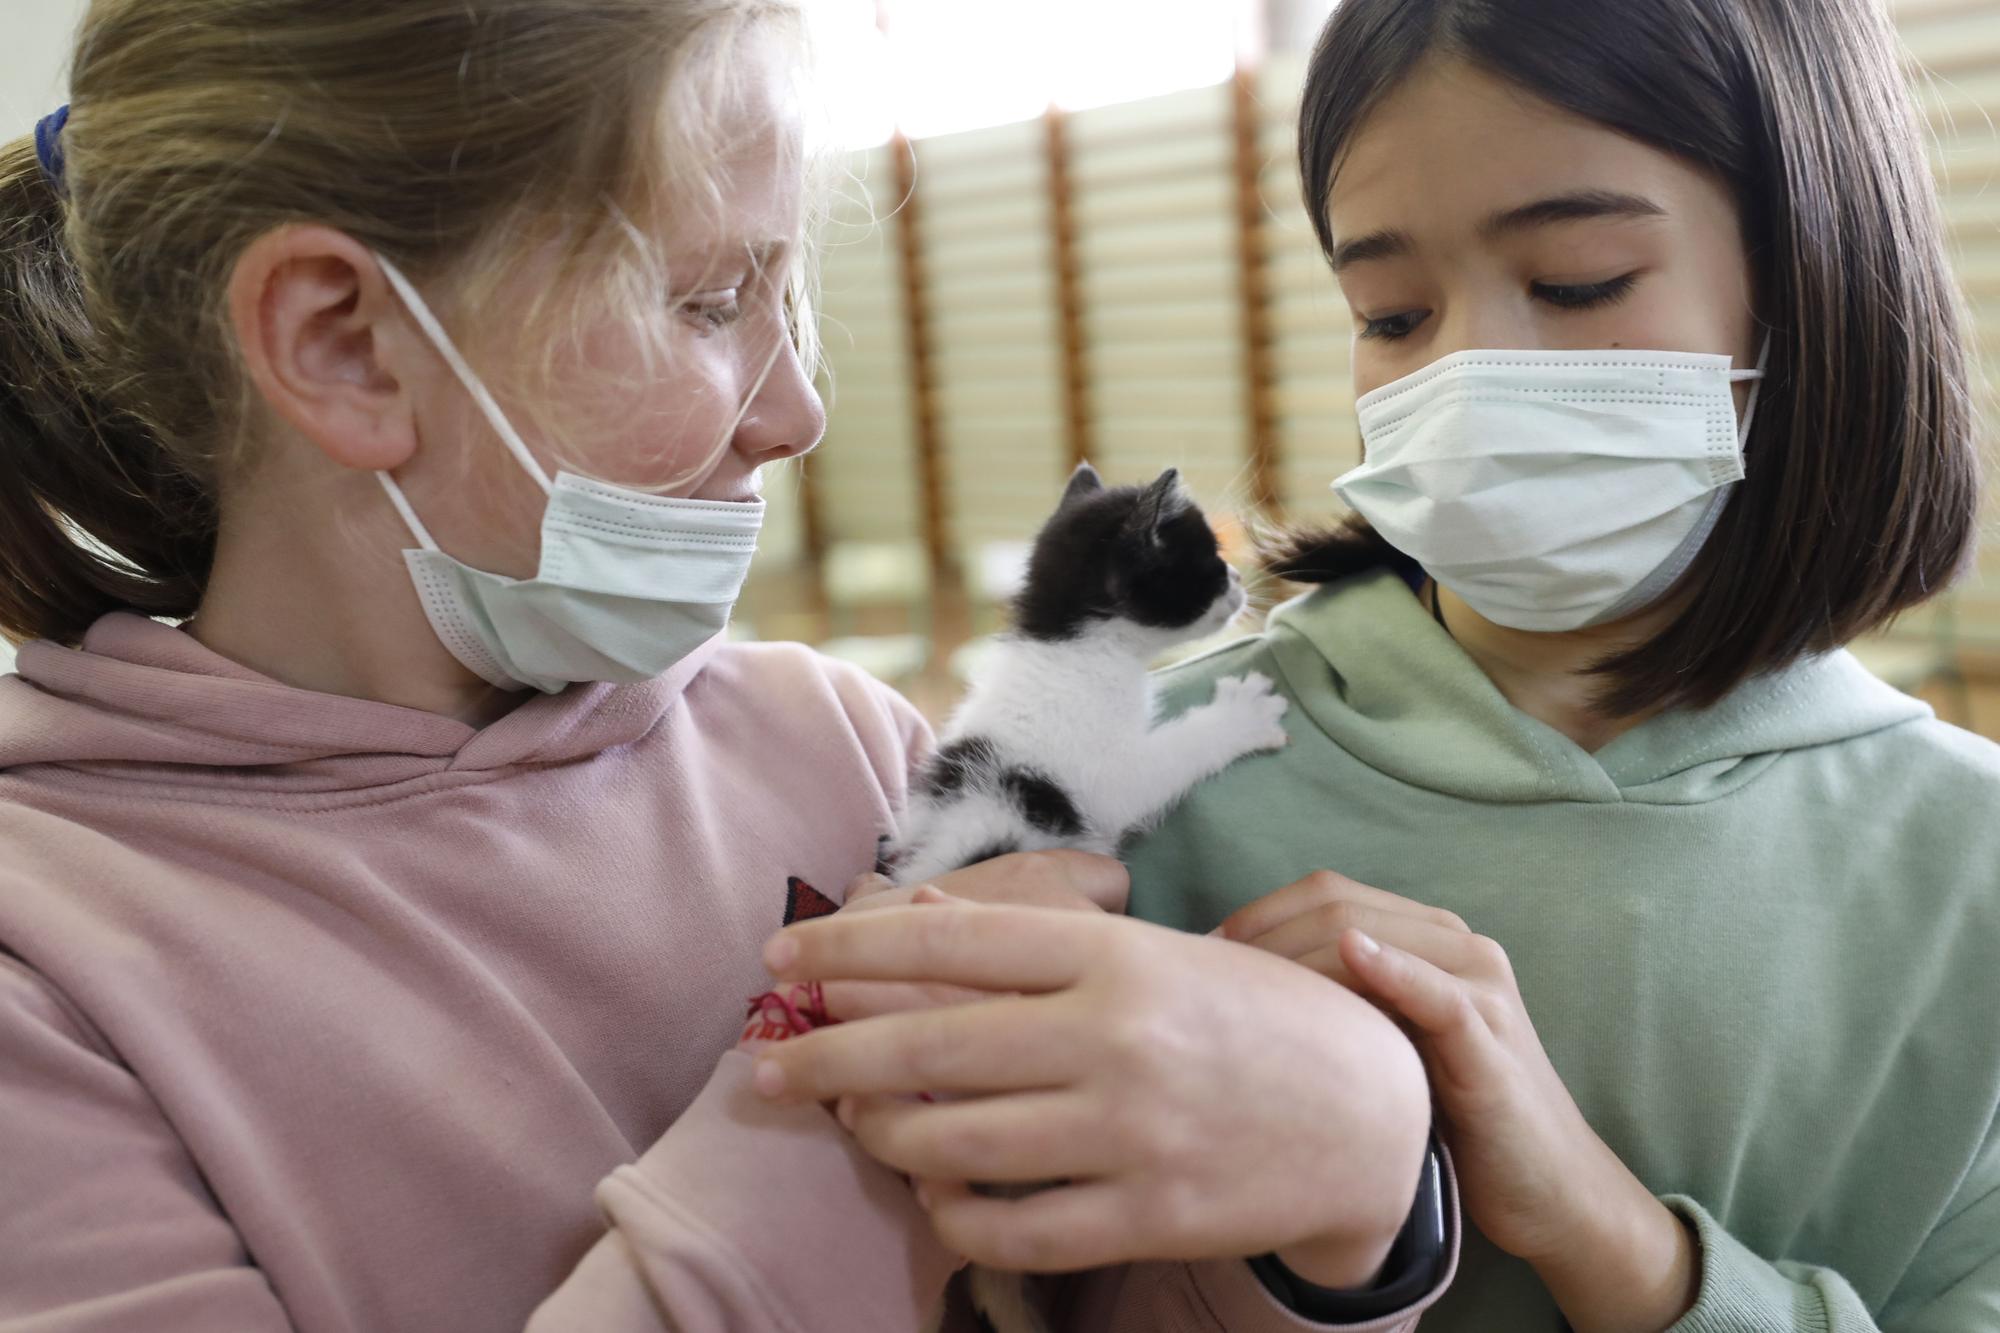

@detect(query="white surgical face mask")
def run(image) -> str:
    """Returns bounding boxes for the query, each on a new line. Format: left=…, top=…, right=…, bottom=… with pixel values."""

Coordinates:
left=1333, top=339, right=1769, bottom=632
left=373, top=255, right=763, bottom=694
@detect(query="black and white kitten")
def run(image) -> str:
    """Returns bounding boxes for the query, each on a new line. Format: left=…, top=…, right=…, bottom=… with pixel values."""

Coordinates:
left=888, top=464, right=1290, bottom=1333
left=888, top=463, right=1288, bottom=886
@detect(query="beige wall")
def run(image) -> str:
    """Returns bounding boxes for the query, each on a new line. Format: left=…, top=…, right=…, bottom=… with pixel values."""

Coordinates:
left=0, top=0, right=86, bottom=136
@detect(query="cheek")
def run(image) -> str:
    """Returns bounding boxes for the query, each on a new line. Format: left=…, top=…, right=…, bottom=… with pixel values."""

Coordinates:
left=1569, top=278, right=1737, bottom=356
left=393, top=373, right=554, bottom=579
left=567, top=325, right=746, bottom=488
left=1590, top=209, right=1754, bottom=357
left=615, top=366, right=740, bottom=479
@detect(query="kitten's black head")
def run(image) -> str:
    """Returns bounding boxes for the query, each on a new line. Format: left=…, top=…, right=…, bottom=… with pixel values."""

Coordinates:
left=1012, top=464, right=1243, bottom=644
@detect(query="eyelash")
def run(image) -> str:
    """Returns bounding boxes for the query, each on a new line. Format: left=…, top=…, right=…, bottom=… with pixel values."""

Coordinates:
left=1359, top=271, right=1642, bottom=341
left=1533, top=271, right=1641, bottom=311
left=686, top=299, right=744, bottom=331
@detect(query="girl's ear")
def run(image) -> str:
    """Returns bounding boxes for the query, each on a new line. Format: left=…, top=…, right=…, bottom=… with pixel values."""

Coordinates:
left=1058, top=461, right=1105, bottom=512
left=227, top=223, right=422, bottom=475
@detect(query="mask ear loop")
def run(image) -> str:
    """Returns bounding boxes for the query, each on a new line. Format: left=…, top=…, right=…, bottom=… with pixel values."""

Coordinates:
left=374, top=254, right=557, bottom=496
left=375, top=471, right=441, bottom=553
left=1729, top=332, right=1773, bottom=450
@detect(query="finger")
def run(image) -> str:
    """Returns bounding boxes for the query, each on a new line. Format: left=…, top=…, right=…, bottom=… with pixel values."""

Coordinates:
left=1216, top=870, right=1468, bottom=942
left=1289, top=948, right=1411, bottom=1027
left=931, top=850, right=1130, bottom=914
left=923, top=1177, right=1141, bottom=1273
left=846, top=1091, right=1113, bottom=1183
left=753, top=993, right=1082, bottom=1103
left=837, top=883, right=919, bottom=915
left=764, top=901, right=1103, bottom=993
left=838, top=874, right=908, bottom=913
left=1341, top=929, right=1489, bottom=1042
left=818, top=978, right=996, bottom=1022
left=847, top=872, right=895, bottom=900
left=1243, top=905, right=1485, bottom=979
left=905, top=1177, right=975, bottom=1270
left=833, top=880, right=961, bottom=922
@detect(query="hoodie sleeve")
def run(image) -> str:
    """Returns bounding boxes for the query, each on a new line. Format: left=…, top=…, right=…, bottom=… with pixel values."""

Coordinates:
left=530, top=1050, right=960, bottom=1333
left=1652, top=1180, right=2000, bottom=1333
left=0, top=953, right=295, bottom=1328
left=0, top=955, right=956, bottom=1333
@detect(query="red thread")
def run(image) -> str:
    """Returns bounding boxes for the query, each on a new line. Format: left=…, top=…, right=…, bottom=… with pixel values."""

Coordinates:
left=740, top=981, right=840, bottom=1045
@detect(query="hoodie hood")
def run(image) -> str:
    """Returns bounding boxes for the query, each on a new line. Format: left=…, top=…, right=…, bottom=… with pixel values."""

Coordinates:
left=0, top=613, right=715, bottom=799
left=1260, top=572, right=1930, bottom=805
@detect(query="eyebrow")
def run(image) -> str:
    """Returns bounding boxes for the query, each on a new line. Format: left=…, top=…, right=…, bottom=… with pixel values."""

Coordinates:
left=1327, top=190, right=1668, bottom=273
left=746, top=239, right=792, bottom=271
left=667, top=240, right=793, bottom=292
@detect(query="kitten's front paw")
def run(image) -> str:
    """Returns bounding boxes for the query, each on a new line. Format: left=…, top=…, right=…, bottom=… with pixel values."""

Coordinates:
left=1210, top=672, right=1290, bottom=752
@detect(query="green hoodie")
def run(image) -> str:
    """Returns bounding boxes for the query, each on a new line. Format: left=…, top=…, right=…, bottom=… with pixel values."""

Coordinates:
left=1124, top=570, right=2000, bottom=1332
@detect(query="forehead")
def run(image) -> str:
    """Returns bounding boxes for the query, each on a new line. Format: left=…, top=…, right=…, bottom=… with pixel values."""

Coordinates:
left=663, top=32, right=806, bottom=258
left=1327, top=57, right=1705, bottom=241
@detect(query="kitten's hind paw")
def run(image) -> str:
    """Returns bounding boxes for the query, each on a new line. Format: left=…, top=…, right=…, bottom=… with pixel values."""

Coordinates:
left=1210, top=672, right=1290, bottom=752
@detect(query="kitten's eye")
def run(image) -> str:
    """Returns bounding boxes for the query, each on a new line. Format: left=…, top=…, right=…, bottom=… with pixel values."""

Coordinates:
left=1359, top=309, right=1428, bottom=342
left=1532, top=272, right=1640, bottom=311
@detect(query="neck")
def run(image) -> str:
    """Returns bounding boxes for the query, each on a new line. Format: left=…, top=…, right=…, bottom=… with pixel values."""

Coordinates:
left=1429, top=581, right=1669, bottom=752
left=189, top=465, right=520, bottom=725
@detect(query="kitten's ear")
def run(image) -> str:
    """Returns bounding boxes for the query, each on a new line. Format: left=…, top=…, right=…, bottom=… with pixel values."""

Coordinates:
left=1058, top=461, right=1105, bottom=512
left=1132, top=468, right=1190, bottom=542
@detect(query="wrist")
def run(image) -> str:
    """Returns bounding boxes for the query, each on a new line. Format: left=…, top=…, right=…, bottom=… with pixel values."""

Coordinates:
left=1531, top=1164, right=1699, bottom=1333
left=1275, top=1129, right=1433, bottom=1291
left=1274, top=1225, right=1399, bottom=1291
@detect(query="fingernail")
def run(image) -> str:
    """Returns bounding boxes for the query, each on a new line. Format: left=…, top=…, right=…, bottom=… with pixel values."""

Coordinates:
left=912, top=884, right=952, bottom=904
left=752, top=1059, right=787, bottom=1098
left=1352, top=930, right=1381, bottom=958
left=1207, top=923, right=1231, bottom=940
left=914, top=1181, right=934, bottom=1210
left=836, top=1096, right=857, bottom=1129
left=763, top=935, right=799, bottom=972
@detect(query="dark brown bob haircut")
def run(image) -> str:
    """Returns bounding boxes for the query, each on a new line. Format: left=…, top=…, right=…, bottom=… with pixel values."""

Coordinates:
left=1274, top=0, right=1981, bottom=716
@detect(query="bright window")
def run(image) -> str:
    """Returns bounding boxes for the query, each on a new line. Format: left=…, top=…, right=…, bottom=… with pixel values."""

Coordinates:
left=809, top=0, right=1251, bottom=148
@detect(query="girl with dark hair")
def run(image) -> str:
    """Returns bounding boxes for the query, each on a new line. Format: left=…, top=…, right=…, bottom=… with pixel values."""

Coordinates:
left=1127, top=0, right=1997, bottom=1329
left=0, top=2, right=1454, bottom=1329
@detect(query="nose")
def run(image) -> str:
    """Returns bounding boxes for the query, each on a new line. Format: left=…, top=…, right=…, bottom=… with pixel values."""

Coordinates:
left=1433, top=300, right=1542, bottom=362
left=733, top=338, right=826, bottom=464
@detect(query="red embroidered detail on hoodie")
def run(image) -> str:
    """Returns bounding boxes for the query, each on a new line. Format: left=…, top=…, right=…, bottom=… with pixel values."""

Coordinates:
left=783, top=876, right=840, bottom=926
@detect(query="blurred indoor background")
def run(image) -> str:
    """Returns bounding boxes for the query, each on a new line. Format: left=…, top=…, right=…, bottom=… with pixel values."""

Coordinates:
left=4, top=0, right=1998, bottom=736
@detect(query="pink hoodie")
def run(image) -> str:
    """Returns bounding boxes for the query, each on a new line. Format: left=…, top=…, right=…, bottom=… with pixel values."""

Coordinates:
left=0, top=614, right=1453, bottom=1332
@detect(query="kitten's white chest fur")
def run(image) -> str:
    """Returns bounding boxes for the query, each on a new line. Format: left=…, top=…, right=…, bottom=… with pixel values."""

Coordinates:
left=890, top=621, right=1289, bottom=887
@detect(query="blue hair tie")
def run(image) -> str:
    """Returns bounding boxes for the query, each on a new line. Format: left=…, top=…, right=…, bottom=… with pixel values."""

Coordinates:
left=34, top=105, right=70, bottom=193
